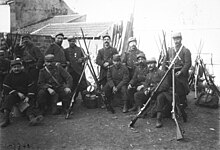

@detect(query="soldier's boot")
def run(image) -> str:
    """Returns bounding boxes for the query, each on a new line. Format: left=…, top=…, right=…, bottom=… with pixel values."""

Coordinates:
left=122, top=101, right=128, bottom=113
left=128, top=104, right=137, bottom=112
left=180, top=104, right=187, bottom=122
left=1, top=109, right=10, bottom=128
left=156, top=112, right=163, bottom=128
left=62, top=101, right=69, bottom=114
left=51, top=104, right=59, bottom=115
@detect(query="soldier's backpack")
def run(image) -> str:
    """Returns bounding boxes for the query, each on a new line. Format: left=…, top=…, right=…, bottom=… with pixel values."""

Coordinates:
left=195, top=91, right=219, bottom=109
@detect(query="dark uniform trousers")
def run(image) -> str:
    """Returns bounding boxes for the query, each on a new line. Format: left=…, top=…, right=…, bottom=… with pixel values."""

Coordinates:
left=37, top=86, right=71, bottom=111
left=103, top=84, right=128, bottom=105
left=127, top=64, right=148, bottom=107
left=104, top=64, right=130, bottom=106
left=2, top=94, right=41, bottom=117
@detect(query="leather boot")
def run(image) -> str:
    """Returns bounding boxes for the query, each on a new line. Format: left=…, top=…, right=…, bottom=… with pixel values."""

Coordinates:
left=1, top=109, right=10, bottom=128
left=156, top=112, right=163, bottom=128
left=128, top=105, right=137, bottom=112
left=122, top=101, right=128, bottom=113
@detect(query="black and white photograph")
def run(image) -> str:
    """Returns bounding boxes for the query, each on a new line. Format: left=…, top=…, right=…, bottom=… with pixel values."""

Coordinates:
left=0, top=0, right=219, bottom=149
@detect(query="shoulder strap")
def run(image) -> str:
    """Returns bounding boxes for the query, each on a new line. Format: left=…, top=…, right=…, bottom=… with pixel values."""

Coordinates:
left=44, top=66, right=60, bottom=86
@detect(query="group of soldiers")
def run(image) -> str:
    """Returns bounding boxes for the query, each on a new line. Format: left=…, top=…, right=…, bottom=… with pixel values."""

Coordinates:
left=96, top=32, right=191, bottom=128
left=0, top=31, right=191, bottom=129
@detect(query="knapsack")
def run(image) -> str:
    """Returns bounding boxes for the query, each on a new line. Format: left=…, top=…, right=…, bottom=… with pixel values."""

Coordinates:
left=195, top=91, right=219, bottom=109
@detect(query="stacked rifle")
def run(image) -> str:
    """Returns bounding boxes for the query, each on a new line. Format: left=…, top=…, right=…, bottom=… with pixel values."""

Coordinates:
left=65, top=28, right=115, bottom=119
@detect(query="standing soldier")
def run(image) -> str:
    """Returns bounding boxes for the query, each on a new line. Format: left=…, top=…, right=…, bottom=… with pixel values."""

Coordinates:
left=122, top=37, right=144, bottom=79
left=165, top=32, right=191, bottom=109
left=64, top=36, right=88, bottom=100
left=1, top=59, right=43, bottom=128
left=127, top=53, right=148, bottom=111
left=96, top=33, right=118, bottom=88
left=134, top=57, right=170, bottom=127
left=45, top=33, right=67, bottom=68
left=37, top=54, right=72, bottom=115
left=14, top=34, right=44, bottom=88
left=0, top=50, right=10, bottom=102
left=103, top=54, right=129, bottom=113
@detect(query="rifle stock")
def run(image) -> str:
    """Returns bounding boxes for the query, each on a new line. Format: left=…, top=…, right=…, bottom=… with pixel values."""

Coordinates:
left=173, top=115, right=184, bottom=140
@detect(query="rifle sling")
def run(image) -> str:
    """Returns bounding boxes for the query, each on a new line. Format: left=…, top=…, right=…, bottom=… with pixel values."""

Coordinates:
left=44, top=66, right=60, bottom=86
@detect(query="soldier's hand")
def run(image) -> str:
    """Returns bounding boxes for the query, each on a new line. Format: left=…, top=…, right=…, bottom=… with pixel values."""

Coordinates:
left=103, top=62, right=109, bottom=68
left=17, top=92, right=25, bottom=99
left=23, top=97, right=29, bottom=103
left=127, top=84, right=132, bottom=90
left=137, top=85, right=144, bottom=91
left=113, top=86, right=118, bottom=94
left=47, top=88, right=55, bottom=95
left=64, top=87, right=71, bottom=94
left=175, top=71, right=181, bottom=76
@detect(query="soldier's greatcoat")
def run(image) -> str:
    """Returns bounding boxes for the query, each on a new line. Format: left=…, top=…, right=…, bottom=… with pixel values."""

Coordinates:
left=166, top=45, right=191, bottom=96
left=45, top=43, right=66, bottom=66
left=96, top=46, right=118, bottom=85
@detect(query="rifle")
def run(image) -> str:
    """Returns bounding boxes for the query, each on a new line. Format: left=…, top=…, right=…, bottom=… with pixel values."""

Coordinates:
left=171, top=59, right=184, bottom=140
left=129, top=44, right=184, bottom=127
left=65, top=60, right=87, bottom=119
left=78, top=29, right=115, bottom=113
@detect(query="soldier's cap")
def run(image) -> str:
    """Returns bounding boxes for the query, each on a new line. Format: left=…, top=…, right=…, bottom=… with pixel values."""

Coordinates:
left=21, top=34, right=31, bottom=40
left=55, top=33, right=64, bottom=38
left=128, top=37, right=137, bottom=44
left=147, top=57, right=157, bottom=64
left=0, top=50, right=4, bottom=56
left=67, top=36, right=76, bottom=42
left=102, top=33, right=111, bottom=39
left=45, top=54, right=55, bottom=62
left=112, top=54, right=121, bottom=62
left=172, top=32, right=182, bottom=39
left=137, top=53, right=146, bottom=60
left=11, top=58, right=23, bottom=67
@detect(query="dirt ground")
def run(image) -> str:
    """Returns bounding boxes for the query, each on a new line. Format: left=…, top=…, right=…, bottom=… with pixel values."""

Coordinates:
left=0, top=91, right=219, bottom=150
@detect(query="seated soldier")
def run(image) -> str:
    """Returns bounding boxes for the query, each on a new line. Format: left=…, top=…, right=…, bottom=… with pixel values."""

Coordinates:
left=127, top=53, right=148, bottom=112
left=103, top=54, right=129, bottom=113
left=0, top=59, right=43, bottom=128
left=37, top=54, right=73, bottom=115
left=134, top=57, right=170, bottom=128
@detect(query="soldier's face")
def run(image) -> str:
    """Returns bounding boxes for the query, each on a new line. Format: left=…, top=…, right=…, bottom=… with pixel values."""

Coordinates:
left=138, top=57, right=146, bottom=65
left=55, top=35, right=64, bottom=46
left=21, top=38, right=31, bottom=46
left=11, top=64, right=23, bottom=73
left=103, top=37, right=111, bottom=47
left=148, top=62, right=156, bottom=71
left=113, top=60, right=120, bottom=66
left=173, top=37, right=182, bottom=47
left=69, top=40, right=76, bottom=47
left=129, top=41, right=137, bottom=50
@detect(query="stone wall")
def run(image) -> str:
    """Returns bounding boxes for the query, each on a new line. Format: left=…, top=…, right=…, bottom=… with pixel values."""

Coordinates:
left=6, top=33, right=54, bottom=54
left=10, top=0, right=75, bottom=31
